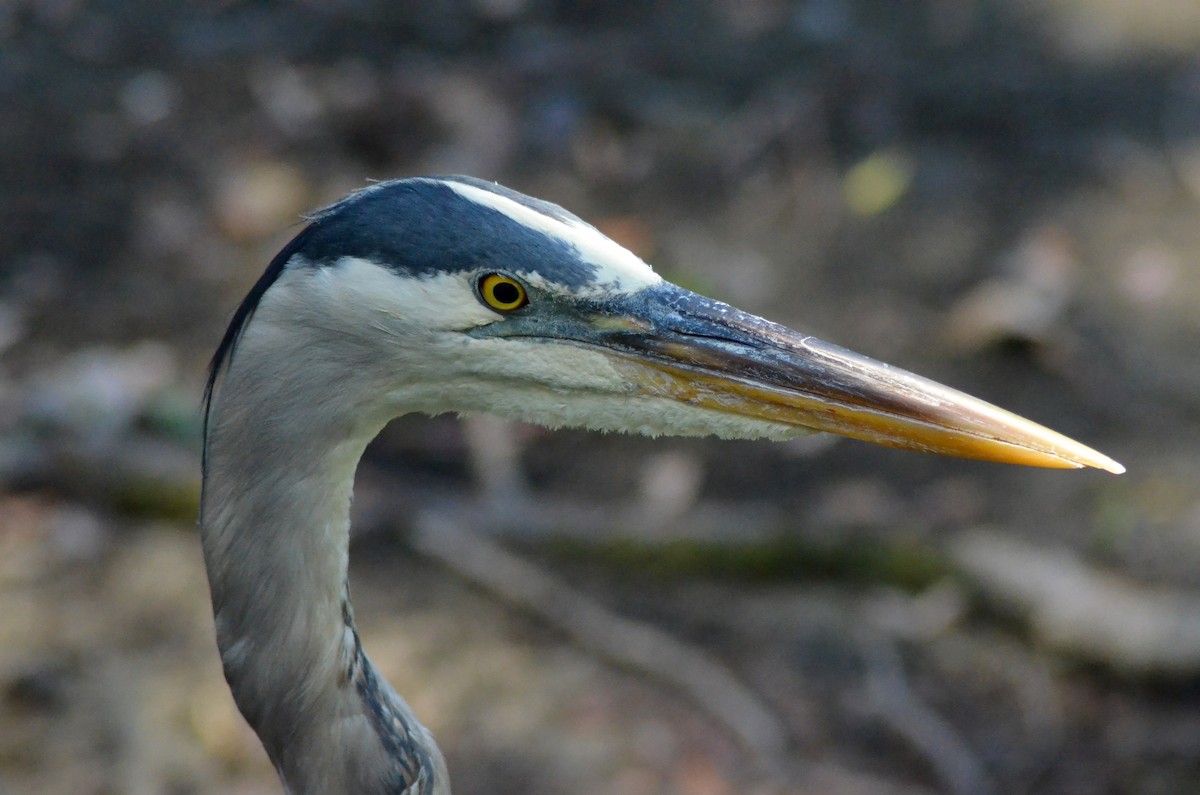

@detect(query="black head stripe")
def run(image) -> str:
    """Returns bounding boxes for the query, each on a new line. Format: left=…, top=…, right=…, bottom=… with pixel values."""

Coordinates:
left=295, top=178, right=600, bottom=286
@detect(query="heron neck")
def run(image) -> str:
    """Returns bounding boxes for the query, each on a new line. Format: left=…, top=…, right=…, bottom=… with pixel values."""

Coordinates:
left=200, top=360, right=447, bottom=794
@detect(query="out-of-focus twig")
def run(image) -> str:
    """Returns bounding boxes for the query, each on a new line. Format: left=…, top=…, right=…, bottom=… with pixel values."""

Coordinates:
left=409, top=510, right=790, bottom=768
left=952, top=530, right=1200, bottom=676
left=858, top=632, right=999, bottom=795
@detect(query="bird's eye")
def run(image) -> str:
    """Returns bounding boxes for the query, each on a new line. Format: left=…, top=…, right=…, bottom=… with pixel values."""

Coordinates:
left=478, top=273, right=528, bottom=312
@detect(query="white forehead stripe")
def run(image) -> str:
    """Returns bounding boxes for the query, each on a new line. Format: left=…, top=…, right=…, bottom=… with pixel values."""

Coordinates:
left=438, top=179, right=662, bottom=294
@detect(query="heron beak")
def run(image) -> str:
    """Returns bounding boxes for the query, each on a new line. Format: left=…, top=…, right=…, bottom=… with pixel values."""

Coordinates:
left=601, top=286, right=1123, bottom=473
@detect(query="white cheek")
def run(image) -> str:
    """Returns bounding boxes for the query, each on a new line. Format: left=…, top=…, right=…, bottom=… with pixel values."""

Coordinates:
left=241, top=259, right=503, bottom=422
left=274, top=253, right=499, bottom=331
left=319, top=257, right=499, bottom=330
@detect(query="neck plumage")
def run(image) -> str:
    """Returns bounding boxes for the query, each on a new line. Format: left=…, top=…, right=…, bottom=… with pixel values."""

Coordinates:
left=200, top=345, right=448, bottom=795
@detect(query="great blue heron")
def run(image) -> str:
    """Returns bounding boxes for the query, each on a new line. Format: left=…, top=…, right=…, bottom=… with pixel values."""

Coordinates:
left=200, top=176, right=1122, bottom=795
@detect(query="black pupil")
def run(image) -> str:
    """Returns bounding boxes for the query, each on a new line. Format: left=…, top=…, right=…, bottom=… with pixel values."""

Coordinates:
left=492, top=281, right=521, bottom=305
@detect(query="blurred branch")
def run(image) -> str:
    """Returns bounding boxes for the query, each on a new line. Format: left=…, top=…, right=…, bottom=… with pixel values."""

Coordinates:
left=409, top=510, right=790, bottom=769
left=858, top=632, right=1000, bottom=795
left=952, top=530, right=1200, bottom=676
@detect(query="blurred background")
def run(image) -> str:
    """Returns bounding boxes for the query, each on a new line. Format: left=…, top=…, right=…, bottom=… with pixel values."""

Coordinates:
left=2, top=1, right=1199, bottom=793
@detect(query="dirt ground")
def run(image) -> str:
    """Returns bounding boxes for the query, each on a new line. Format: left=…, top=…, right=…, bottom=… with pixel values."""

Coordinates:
left=3, top=2, right=1199, bottom=794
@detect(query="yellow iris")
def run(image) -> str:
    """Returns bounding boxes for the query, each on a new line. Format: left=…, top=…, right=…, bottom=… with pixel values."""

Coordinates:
left=478, top=273, right=528, bottom=311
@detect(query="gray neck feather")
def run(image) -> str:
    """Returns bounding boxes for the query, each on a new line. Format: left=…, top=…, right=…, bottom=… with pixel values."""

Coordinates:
left=200, top=323, right=449, bottom=795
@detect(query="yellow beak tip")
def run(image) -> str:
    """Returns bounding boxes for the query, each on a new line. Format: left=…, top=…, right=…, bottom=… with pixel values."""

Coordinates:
left=993, top=442, right=1124, bottom=474
left=1040, top=448, right=1124, bottom=474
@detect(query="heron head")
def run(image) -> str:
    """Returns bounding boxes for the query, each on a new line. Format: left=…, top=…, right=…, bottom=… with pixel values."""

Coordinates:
left=208, top=176, right=1121, bottom=473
